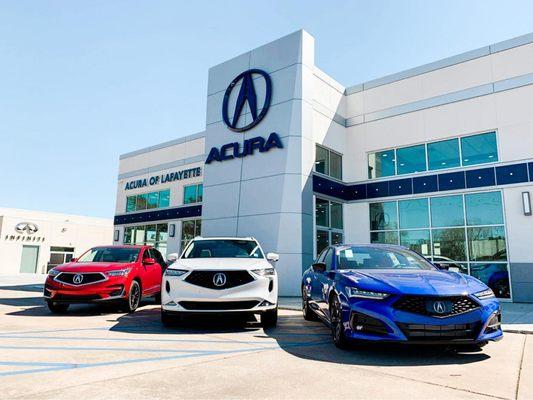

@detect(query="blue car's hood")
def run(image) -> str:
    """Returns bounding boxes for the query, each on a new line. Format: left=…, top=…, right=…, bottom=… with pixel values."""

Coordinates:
left=339, top=269, right=486, bottom=296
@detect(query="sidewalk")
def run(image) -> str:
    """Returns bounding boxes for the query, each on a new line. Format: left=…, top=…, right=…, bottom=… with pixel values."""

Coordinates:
left=279, top=297, right=533, bottom=334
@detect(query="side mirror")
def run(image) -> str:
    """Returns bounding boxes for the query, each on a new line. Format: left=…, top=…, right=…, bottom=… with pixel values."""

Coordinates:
left=434, top=263, right=450, bottom=270
left=267, top=252, right=279, bottom=262
left=167, top=253, right=179, bottom=263
left=143, top=257, right=156, bottom=265
left=70, top=258, right=78, bottom=263
left=312, top=262, right=327, bottom=273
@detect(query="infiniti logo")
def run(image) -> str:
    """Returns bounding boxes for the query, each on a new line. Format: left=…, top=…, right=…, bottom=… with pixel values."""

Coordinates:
left=433, top=301, right=446, bottom=314
left=15, top=222, right=39, bottom=235
left=213, top=273, right=227, bottom=287
left=73, top=274, right=84, bottom=285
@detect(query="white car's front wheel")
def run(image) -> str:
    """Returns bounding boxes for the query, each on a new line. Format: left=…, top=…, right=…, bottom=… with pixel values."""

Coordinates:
left=261, top=307, right=278, bottom=328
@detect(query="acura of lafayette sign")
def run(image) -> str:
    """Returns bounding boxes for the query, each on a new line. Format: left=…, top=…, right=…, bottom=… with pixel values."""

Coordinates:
left=125, top=167, right=202, bottom=190
left=206, top=69, right=283, bottom=164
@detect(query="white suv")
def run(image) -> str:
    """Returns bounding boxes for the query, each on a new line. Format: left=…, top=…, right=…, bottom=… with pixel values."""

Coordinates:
left=161, top=237, right=279, bottom=328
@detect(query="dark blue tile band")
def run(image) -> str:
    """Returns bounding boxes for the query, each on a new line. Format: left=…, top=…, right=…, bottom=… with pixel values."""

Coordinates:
left=438, top=171, right=466, bottom=191
left=413, top=175, right=438, bottom=194
left=496, top=163, right=529, bottom=185
left=389, top=178, right=413, bottom=196
left=466, top=167, right=495, bottom=188
left=114, top=205, right=202, bottom=225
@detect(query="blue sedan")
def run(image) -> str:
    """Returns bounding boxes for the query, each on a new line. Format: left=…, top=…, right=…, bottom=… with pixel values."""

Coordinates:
left=301, top=244, right=503, bottom=349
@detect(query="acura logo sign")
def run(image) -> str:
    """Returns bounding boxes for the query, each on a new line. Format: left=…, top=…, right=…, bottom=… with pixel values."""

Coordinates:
left=15, top=222, right=39, bottom=235
left=213, top=273, right=227, bottom=287
left=73, top=274, right=84, bottom=285
left=433, top=301, right=446, bottom=314
left=222, top=69, right=272, bottom=132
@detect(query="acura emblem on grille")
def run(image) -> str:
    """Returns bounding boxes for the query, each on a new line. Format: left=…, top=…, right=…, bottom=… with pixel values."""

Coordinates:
left=213, top=273, right=227, bottom=287
left=73, top=274, right=84, bottom=284
left=433, top=301, right=446, bottom=314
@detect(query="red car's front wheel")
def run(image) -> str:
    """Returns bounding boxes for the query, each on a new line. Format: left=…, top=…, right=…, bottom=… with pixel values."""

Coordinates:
left=122, top=280, right=141, bottom=313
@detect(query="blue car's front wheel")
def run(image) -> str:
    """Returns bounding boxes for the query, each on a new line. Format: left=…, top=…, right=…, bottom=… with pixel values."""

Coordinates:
left=330, top=294, right=350, bottom=349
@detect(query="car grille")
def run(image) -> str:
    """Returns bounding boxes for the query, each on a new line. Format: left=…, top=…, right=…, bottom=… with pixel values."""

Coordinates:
left=397, top=322, right=481, bottom=340
left=178, top=301, right=259, bottom=311
left=184, top=270, right=254, bottom=290
left=350, top=312, right=390, bottom=335
left=55, top=272, right=106, bottom=286
left=393, top=296, right=480, bottom=317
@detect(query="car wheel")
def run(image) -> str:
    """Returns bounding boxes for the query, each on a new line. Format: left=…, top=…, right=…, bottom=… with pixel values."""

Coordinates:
left=123, top=280, right=141, bottom=313
left=261, top=307, right=278, bottom=328
left=46, top=300, right=69, bottom=313
left=154, top=292, right=161, bottom=305
left=161, top=310, right=179, bottom=327
left=330, top=294, right=350, bottom=350
left=302, top=288, right=318, bottom=321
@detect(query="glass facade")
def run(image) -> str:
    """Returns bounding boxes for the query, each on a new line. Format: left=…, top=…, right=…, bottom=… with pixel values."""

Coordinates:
left=315, top=144, right=342, bottom=180
left=315, top=197, right=344, bottom=255
left=368, top=131, right=498, bottom=179
left=369, top=191, right=510, bottom=298
left=183, top=184, right=203, bottom=204
left=126, top=189, right=171, bottom=213
left=123, top=223, right=169, bottom=257
left=181, top=219, right=202, bottom=251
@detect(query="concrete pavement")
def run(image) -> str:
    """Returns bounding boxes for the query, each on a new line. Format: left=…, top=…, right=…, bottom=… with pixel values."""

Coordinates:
left=0, top=276, right=532, bottom=399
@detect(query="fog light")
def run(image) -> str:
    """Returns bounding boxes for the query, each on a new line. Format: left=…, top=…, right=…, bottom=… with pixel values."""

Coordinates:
left=258, top=300, right=274, bottom=307
left=485, top=312, right=501, bottom=333
left=165, top=301, right=177, bottom=307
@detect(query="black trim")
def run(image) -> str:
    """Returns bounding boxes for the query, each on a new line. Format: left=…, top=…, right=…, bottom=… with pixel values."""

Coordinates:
left=114, top=205, right=201, bottom=225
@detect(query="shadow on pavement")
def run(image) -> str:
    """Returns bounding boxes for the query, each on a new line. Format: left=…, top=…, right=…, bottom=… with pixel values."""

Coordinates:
left=0, top=284, right=44, bottom=293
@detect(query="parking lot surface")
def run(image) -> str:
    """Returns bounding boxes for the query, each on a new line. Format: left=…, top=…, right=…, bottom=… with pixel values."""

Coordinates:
left=0, top=281, right=532, bottom=400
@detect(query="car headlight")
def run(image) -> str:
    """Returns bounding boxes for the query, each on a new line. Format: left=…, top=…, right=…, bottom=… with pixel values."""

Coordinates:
left=106, top=268, right=131, bottom=277
left=164, top=269, right=188, bottom=277
left=345, top=287, right=389, bottom=300
left=474, top=288, right=495, bottom=300
left=251, top=268, right=275, bottom=276
left=48, top=269, right=60, bottom=277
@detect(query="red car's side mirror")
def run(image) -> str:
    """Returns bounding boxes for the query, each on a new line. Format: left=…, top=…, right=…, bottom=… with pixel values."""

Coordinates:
left=143, top=257, right=156, bottom=265
left=70, top=258, right=78, bottom=263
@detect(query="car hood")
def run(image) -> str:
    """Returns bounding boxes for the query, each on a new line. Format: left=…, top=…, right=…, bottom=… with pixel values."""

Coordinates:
left=53, top=262, right=136, bottom=273
left=340, top=269, right=486, bottom=296
left=168, top=258, right=269, bottom=271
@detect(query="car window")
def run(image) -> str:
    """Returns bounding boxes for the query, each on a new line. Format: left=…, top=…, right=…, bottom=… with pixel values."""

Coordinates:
left=324, top=248, right=333, bottom=271
left=316, top=248, right=328, bottom=263
left=336, top=246, right=435, bottom=270
left=152, top=249, right=167, bottom=267
left=77, top=247, right=139, bottom=263
left=143, top=249, right=153, bottom=260
left=182, top=239, right=264, bottom=259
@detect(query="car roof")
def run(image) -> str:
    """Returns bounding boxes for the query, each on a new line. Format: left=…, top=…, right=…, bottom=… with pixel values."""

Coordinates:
left=91, top=245, right=148, bottom=249
left=331, top=243, right=410, bottom=251
left=191, top=236, right=257, bottom=241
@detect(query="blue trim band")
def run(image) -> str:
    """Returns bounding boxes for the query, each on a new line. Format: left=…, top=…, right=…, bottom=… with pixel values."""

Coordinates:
left=313, top=162, right=533, bottom=202
left=114, top=205, right=202, bottom=225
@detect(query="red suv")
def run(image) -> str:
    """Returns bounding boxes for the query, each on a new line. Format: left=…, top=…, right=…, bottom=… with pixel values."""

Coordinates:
left=44, top=245, right=165, bottom=313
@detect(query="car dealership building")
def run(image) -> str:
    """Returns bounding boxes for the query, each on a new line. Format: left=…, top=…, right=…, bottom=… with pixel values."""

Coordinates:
left=114, top=30, right=533, bottom=301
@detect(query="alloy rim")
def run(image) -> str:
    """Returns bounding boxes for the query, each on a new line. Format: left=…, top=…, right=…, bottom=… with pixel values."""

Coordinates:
left=332, top=297, right=342, bottom=342
left=130, top=283, right=140, bottom=309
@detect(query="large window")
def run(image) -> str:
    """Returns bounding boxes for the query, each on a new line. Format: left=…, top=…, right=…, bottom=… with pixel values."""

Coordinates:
left=368, top=131, right=498, bottom=179
left=315, top=144, right=342, bottom=180
left=123, top=223, right=169, bottom=257
left=183, top=184, right=203, bottom=204
left=126, top=189, right=171, bottom=213
left=181, top=219, right=202, bottom=252
left=315, top=197, right=343, bottom=255
left=369, top=191, right=510, bottom=298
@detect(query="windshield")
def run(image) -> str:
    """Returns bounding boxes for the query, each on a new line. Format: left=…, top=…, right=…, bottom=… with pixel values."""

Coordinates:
left=77, top=247, right=140, bottom=263
left=182, top=240, right=264, bottom=259
left=337, top=246, right=435, bottom=270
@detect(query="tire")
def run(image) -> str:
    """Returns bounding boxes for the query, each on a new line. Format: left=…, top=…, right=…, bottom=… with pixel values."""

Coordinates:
left=261, top=307, right=278, bottom=328
left=47, top=300, right=69, bottom=313
left=122, top=280, right=141, bottom=313
left=330, top=294, right=350, bottom=350
left=154, top=292, right=162, bottom=305
left=302, top=288, right=318, bottom=321
left=161, top=310, right=179, bottom=327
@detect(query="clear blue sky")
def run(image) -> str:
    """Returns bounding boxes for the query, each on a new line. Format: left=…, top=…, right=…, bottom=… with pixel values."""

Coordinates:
left=1, top=1, right=532, bottom=218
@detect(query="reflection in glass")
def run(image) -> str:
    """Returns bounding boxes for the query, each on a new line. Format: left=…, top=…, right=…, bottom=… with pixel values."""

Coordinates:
left=147, top=192, right=159, bottom=209
left=400, top=229, right=431, bottom=255
left=399, top=198, right=429, bottom=229
left=430, top=195, right=464, bottom=227
left=184, top=185, right=198, bottom=204
left=123, top=227, right=134, bottom=244
left=316, top=230, right=329, bottom=255
left=156, top=224, right=168, bottom=242
left=370, top=231, right=399, bottom=245
left=332, top=232, right=343, bottom=245
left=432, top=228, right=466, bottom=261
left=467, top=226, right=507, bottom=261
left=461, top=132, right=498, bottom=166
left=370, top=202, right=398, bottom=231
left=428, top=138, right=460, bottom=170
left=470, top=263, right=510, bottom=298
left=197, top=184, right=203, bottom=202
left=330, top=202, right=343, bottom=229
left=465, top=192, right=504, bottom=226
left=330, top=151, right=342, bottom=180
left=368, top=150, right=395, bottom=179
left=315, top=145, right=329, bottom=175
left=136, top=194, right=147, bottom=210
left=126, top=196, right=136, bottom=212
left=159, top=190, right=170, bottom=208
left=396, top=145, right=427, bottom=175
left=134, top=226, right=145, bottom=244
left=145, top=225, right=157, bottom=242
left=316, top=198, right=329, bottom=227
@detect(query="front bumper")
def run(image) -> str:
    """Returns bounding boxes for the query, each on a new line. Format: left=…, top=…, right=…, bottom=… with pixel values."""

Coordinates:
left=43, top=275, right=128, bottom=303
left=161, top=272, right=278, bottom=313
left=339, top=294, right=503, bottom=344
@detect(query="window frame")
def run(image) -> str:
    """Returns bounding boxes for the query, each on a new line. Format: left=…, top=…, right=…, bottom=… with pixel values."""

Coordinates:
left=315, top=144, right=343, bottom=180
